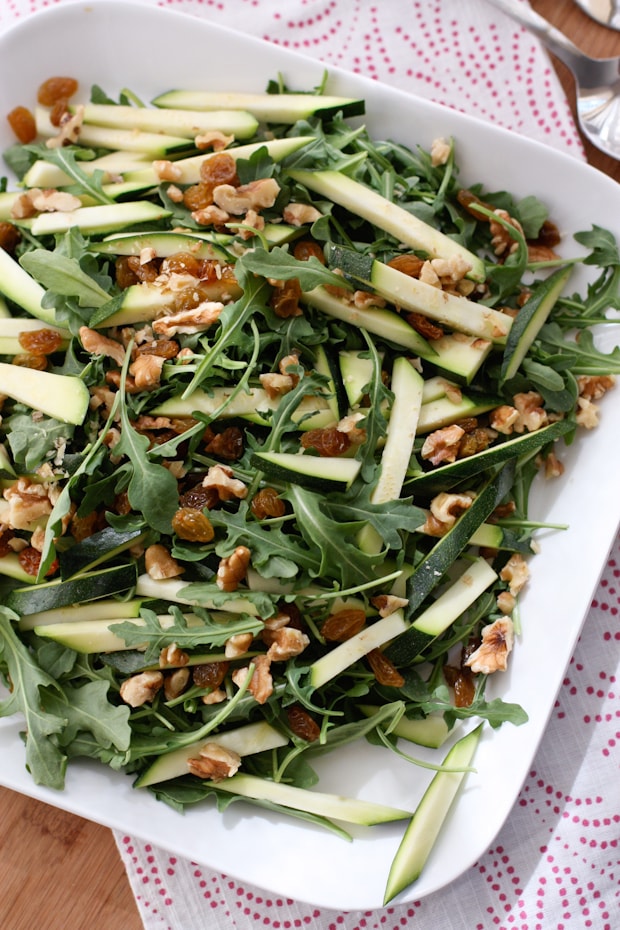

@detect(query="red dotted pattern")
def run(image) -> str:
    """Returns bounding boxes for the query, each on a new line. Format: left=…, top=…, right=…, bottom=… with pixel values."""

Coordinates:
left=115, top=533, right=619, bottom=928
left=2, top=2, right=613, bottom=927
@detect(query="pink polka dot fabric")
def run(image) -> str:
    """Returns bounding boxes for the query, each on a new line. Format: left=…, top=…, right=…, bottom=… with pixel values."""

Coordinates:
left=1, top=1, right=616, bottom=928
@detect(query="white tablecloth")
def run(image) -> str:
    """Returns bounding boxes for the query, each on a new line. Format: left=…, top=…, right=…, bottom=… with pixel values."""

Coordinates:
left=1, top=2, right=618, bottom=928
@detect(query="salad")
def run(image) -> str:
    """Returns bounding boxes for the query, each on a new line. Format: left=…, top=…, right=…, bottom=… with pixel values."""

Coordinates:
left=1, top=72, right=619, bottom=903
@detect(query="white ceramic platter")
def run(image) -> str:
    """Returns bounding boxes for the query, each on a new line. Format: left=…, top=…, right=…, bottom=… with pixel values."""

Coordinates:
left=1, top=0, right=619, bottom=911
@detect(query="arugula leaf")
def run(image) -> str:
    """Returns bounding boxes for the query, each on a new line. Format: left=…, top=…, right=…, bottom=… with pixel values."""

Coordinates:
left=42, top=679, right=131, bottom=751
left=6, top=413, right=74, bottom=472
left=323, top=485, right=427, bottom=550
left=237, top=245, right=351, bottom=291
left=574, top=224, right=620, bottom=266
left=110, top=606, right=264, bottom=664
left=0, top=607, right=67, bottom=788
left=24, top=142, right=114, bottom=204
left=421, top=684, right=529, bottom=729
left=20, top=249, right=112, bottom=308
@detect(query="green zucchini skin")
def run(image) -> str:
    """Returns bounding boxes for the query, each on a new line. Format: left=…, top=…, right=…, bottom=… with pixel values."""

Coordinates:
left=58, top=526, right=148, bottom=580
left=383, top=723, right=483, bottom=903
left=500, top=265, right=572, bottom=383
left=250, top=450, right=361, bottom=493
left=151, top=90, right=365, bottom=123
left=5, top=563, right=138, bottom=616
left=406, top=418, right=574, bottom=494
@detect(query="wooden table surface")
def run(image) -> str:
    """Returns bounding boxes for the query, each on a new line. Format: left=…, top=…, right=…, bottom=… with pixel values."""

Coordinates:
left=2, top=3, right=620, bottom=929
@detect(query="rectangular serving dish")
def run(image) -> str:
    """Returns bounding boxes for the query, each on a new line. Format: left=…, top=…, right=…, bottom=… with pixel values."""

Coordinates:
left=1, top=0, right=619, bottom=911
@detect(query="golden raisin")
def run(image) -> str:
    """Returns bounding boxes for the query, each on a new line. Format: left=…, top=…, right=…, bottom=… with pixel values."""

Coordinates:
left=199, top=151, right=239, bottom=188
left=321, top=608, right=366, bottom=643
left=286, top=704, right=321, bottom=742
left=366, top=648, right=405, bottom=687
left=0, top=222, right=21, bottom=255
left=161, top=251, right=201, bottom=277
left=387, top=253, right=424, bottom=277
left=204, top=426, right=244, bottom=462
left=7, top=106, right=36, bottom=143
left=251, top=487, right=286, bottom=520
left=12, top=354, right=48, bottom=370
left=0, top=529, right=15, bottom=558
left=171, top=507, right=215, bottom=543
left=192, top=661, right=230, bottom=689
left=179, top=483, right=219, bottom=511
left=270, top=278, right=302, bottom=318
left=301, top=427, right=351, bottom=457
left=293, top=239, right=325, bottom=264
left=18, top=546, right=58, bottom=578
left=115, top=256, right=140, bottom=289
left=183, top=182, right=214, bottom=212
left=135, top=339, right=180, bottom=360
left=18, top=328, right=64, bottom=356
left=69, top=510, right=101, bottom=542
left=37, top=76, right=79, bottom=107
left=406, top=311, right=444, bottom=340
left=126, top=255, right=160, bottom=283
left=49, top=98, right=70, bottom=128
left=443, top=664, right=476, bottom=707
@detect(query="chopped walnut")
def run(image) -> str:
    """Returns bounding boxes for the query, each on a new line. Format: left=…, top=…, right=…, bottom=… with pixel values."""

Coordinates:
left=202, top=464, right=247, bottom=501
left=264, top=627, right=310, bottom=661
left=542, top=450, right=564, bottom=479
left=236, top=208, right=265, bottom=240
left=192, top=204, right=230, bottom=226
left=153, top=159, right=183, bottom=182
left=499, top=552, right=529, bottom=596
left=163, top=668, right=190, bottom=701
left=3, top=478, right=55, bottom=530
left=577, top=374, right=615, bottom=401
left=489, top=209, right=523, bottom=257
left=46, top=104, right=84, bottom=148
left=430, top=137, right=451, bottom=166
left=232, top=655, right=273, bottom=704
left=152, top=301, right=224, bottom=337
left=336, top=412, right=366, bottom=446
left=513, top=392, right=548, bottom=433
left=575, top=397, right=600, bottom=429
left=259, top=371, right=295, bottom=399
left=282, top=202, right=323, bottom=226
left=119, top=670, right=164, bottom=707
left=370, top=594, right=409, bottom=617
left=496, top=591, right=516, bottom=615
left=464, top=617, right=514, bottom=674
left=420, top=424, right=466, bottom=465
left=29, top=188, right=82, bottom=213
left=144, top=544, right=184, bottom=580
left=195, top=130, right=234, bottom=151
left=159, top=642, right=190, bottom=668
left=213, top=177, right=280, bottom=215
left=489, top=405, right=520, bottom=435
left=424, top=491, right=474, bottom=533
left=79, top=326, right=126, bottom=367
left=129, top=354, right=165, bottom=390
left=217, top=545, right=251, bottom=591
left=224, top=631, right=254, bottom=659
left=202, top=688, right=227, bottom=705
left=187, top=743, right=241, bottom=781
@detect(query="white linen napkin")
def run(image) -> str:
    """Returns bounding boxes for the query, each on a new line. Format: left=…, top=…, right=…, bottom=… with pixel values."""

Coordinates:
left=2, top=2, right=617, bottom=929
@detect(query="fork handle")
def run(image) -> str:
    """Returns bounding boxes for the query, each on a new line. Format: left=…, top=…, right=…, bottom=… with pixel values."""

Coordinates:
left=484, top=0, right=585, bottom=76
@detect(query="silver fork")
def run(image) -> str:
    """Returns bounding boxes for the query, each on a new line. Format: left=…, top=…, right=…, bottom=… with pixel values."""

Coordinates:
left=486, top=0, right=620, bottom=159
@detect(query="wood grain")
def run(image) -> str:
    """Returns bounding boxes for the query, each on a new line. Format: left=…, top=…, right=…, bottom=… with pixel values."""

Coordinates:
left=2, top=4, right=619, bottom=929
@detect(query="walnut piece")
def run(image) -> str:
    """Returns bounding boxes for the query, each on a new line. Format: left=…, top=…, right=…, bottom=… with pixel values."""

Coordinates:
left=232, top=655, right=273, bottom=704
left=224, top=631, right=254, bottom=659
left=420, top=424, right=465, bottom=465
left=79, top=326, right=126, bottom=367
left=152, top=301, right=224, bottom=337
left=282, top=202, right=323, bottom=226
left=159, top=642, right=190, bottom=668
left=464, top=617, right=514, bottom=674
left=499, top=553, right=529, bottom=596
left=213, top=177, right=280, bottom=215
left=145, top=544, right=184, bottom=580
left=163, top=668, right=190, bottom=701
left=187, top=742, right=241, bottom=781
left=3, top=477, right=55, bottom=530
left=264, top=627, right=310, bottom=661
left=129, top=354, right=165, bottom=391
left=217, top=545, right=251, bottom=591
left=120, top=670, right=164, bottom=707
left=202, top=464, right=247, bottom=501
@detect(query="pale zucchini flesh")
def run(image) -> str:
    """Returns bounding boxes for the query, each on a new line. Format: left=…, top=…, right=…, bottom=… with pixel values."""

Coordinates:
left=0, top=362, right=89, bottom=425
left=152, top=89, right=365, bottom=123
